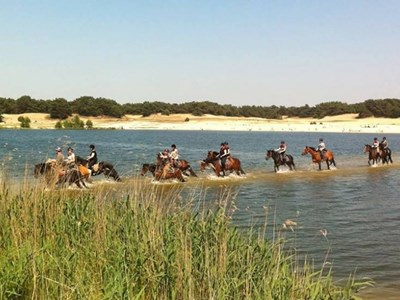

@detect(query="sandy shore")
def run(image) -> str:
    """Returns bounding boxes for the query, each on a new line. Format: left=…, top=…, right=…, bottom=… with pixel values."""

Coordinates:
left=1, top=113, right=400, bottom=134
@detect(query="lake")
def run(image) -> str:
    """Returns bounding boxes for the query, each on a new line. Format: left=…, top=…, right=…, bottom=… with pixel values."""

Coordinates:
left=1, top=129, right=399, bottom=298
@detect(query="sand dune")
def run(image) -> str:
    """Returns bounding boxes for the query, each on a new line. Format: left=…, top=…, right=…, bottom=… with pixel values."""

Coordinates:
left=1, top=113, right=400, bottom=133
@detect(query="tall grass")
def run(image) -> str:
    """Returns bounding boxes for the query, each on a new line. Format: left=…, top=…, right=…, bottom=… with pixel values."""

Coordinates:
left=0, top=175, right=372, bottom=299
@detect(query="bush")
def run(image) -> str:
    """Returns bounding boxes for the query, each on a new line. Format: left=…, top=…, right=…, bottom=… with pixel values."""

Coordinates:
left=17, top=116, right=31, bottom=128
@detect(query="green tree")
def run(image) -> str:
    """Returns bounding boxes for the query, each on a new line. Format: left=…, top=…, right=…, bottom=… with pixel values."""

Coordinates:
left=86, top=120, right=93, bottom=129
left=55, top=121, right=63, bottom=129
left=50, top=98, right=72, bottom=119
left=17, top=116, right=31, bottom=128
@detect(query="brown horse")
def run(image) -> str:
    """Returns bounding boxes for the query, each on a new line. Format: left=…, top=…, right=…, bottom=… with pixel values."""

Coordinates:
left=203, top=151, right=245, bottom=177
left=301, top=146, right=336, bottom=170
left=265, top=150, right=296, bottom=172
left=141, top=163, right=185, bottom=182
left=363, top=144, right=381, bottom=166
left=156, top=153, right=196, bottom=177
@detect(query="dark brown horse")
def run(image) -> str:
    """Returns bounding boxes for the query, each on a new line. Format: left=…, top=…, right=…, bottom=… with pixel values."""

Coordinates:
left=76, top=156, right=121, bottom=182
left=141, top=163, right=185, bottom=182
left=141, top=163, right=157, bottom=176
left=265, top=150, right=296, bottom=172
left=203, top=151, right=245, bottom=177
left=301, top=146, right=336, bottom=170
left=92, top=161, right=121, bottom=181
left=379, top=145, right=393, bottom=164
left=363, top=144, right=381, bottom=166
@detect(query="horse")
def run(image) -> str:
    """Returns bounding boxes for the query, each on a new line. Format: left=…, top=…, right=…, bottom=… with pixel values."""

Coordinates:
left=92, top=161, right=121, bottom=181
left=156, top=153, right=197, bottom=177
left=301, top=146, right=336, bottom=170
left=203, top=151, right=245, bottom=177
left=75, top=156, right=92, bottom=183
left=141, top=163, right=185, bottom=182
left=363, top=144, right=382, bottom=166
left=265, top=150, right=296, bottom=172
left=34, top=161, right=87, bottom=189
left=379, top=145, right=393, bottom=164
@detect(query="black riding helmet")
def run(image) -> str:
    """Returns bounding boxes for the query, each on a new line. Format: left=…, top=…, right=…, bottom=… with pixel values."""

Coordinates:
left=89, top=144, right=95, bottom=149
left=171, top=144, right=176, bottom=148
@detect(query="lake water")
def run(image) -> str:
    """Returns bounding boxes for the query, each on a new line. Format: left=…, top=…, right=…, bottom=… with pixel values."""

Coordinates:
left=1, top=129, right=399, bottom=298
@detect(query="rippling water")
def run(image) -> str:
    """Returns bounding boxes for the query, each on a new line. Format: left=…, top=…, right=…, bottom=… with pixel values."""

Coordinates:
left=1, top=129, right=399, bottom=298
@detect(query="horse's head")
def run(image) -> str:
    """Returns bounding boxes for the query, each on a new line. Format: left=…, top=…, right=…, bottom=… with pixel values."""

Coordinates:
left=265, top=150, right=274, bottom=160
left=141, top=163, right=150, bottom=176
left=34, top=163, right=45, bottom=177
left=199, top=160, right=207, bottom=172
left=301, top=146, right=310, bottom=156
left=76, top=156, right=88, bottom=166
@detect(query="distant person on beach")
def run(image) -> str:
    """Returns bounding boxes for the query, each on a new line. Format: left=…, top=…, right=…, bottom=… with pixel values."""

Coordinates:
left=317, top=138, right=326, bottom=159
left=275, top=141, right=286, bottom=162
left=87, top=144, right=98, bottom=170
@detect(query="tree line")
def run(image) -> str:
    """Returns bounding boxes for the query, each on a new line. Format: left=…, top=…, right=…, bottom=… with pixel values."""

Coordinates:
left=1, top=96, right=400, bottom=120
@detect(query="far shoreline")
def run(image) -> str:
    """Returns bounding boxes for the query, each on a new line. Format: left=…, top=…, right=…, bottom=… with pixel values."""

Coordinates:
left=1, top=113, right=400, bottom=134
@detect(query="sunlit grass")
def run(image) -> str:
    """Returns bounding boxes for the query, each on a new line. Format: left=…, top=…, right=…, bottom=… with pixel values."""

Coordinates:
left=0, top=174, right=372, bottom=299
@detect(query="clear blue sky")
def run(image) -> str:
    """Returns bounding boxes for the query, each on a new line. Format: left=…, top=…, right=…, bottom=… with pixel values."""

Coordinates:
left=1, top=1, right=399, bottom=107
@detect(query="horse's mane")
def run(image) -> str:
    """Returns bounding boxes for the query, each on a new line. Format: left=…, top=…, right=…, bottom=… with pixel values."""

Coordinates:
left=307, top=146, right=317, bottom=151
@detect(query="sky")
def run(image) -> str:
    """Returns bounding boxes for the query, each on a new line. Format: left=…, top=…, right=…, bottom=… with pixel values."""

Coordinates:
left=1, top=1, right=399, bottom=107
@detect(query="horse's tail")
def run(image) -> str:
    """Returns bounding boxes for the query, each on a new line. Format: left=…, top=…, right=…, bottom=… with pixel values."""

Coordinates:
left=240, top=167, right=246, bottom=174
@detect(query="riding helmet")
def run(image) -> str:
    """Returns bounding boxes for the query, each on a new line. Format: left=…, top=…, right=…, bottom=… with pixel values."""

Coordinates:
left=55, top=147, right=62, bottom=152
left=374, top=137, right=378, bottom=141
left=319, top=138, right=323, bottom=142
left=383, top=137, right=386, bottom=140
left=89, top=144, right=95, bottom=149
left=281, top=141, right=285, bottom=144
left=171, top=144, right=176, bottom=148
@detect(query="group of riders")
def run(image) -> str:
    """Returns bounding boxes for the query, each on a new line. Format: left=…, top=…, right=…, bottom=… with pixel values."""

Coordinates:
left=275, top=136, right=391, bottom=162
left=52, top=144, right=98, bottom=177
left=157, top=142, right=232, bottom=177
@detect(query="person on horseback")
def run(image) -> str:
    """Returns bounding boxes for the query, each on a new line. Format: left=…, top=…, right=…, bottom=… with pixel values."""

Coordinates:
left=275, top=141, right=286, bottom=162
left=65, top=147, right=76, bottom=168
left=55, top=147, right=64, bottom=166
left=170, top=144, right=179, bottom=168
left=87, top=144, right=98, bottom=170
left=372, top=137, right=379, bottom=149
left=217, top=142, right=230, bottom=176
left=317, top=138, right=326, bottom=159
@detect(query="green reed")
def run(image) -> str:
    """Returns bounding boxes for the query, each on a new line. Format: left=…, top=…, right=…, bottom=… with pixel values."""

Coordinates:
left=0, top=175, right=372, bottom=299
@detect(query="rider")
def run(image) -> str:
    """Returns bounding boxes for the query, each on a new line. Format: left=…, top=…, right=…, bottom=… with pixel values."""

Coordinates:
left=217, top=142, right=230, bottom=176
left=380, top=137, right=390, bottom=152
left=65, top=147, right=76, bottom=168
left=170, top=144, right=179, bottom=167
left=87, top=144, right=98, bottom=170
left=275, top=141, right=286, bottom=162
left=55, top=147, right=65, bottom=166
left=317, top=138, right=326, bottom=159
left=371, top=137, right=380, bottom=149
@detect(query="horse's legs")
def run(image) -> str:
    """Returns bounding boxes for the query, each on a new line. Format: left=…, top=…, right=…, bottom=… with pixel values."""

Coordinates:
left=188, top=167, right=197, bottom=177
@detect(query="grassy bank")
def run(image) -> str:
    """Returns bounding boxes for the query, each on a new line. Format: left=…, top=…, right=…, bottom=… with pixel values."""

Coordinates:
left=0, top=176, right=371, bottom=299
